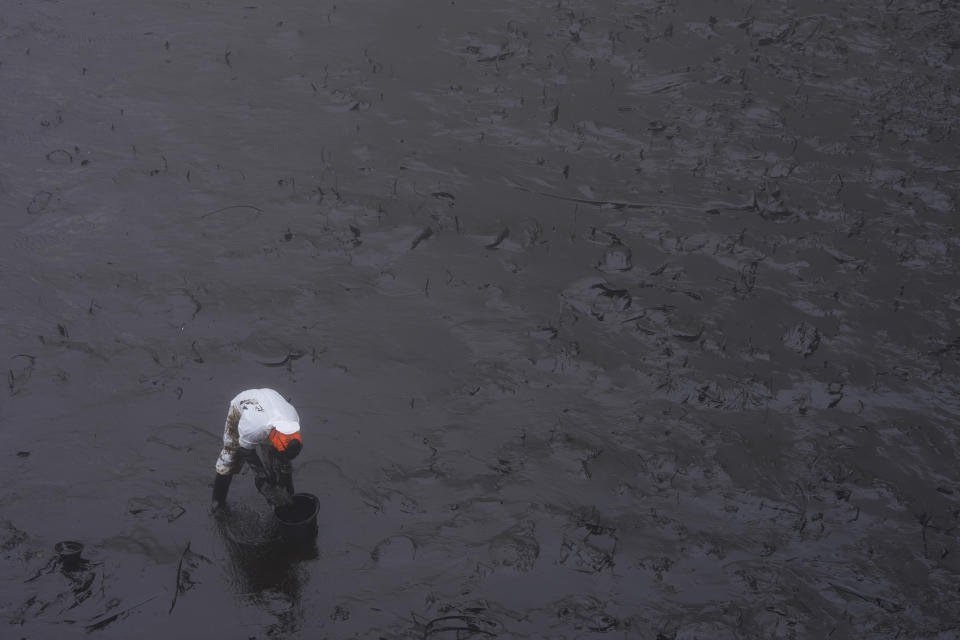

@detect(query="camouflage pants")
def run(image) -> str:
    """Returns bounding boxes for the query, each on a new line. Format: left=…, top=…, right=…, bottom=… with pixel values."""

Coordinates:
left=215, top=405, right=244, bottom=475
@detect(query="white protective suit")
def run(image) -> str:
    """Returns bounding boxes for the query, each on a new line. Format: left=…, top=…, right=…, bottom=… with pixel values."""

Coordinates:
left=215, top=388, right=301, bottom=475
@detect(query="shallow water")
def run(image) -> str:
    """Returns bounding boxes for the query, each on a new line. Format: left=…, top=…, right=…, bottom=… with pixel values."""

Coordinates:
left=1, top=0, right=959, bottom=637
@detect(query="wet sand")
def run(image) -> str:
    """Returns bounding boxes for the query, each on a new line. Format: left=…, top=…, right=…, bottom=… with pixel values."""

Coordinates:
left=2, top=0, right=959, bottom=637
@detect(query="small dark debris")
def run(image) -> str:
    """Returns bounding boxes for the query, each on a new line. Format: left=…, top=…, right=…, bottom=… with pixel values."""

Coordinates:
left=431, top=192, right=456, bottom=206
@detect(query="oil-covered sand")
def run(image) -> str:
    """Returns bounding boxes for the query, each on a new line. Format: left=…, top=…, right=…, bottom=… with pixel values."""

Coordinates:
left=1, top=0, right=959, bottom=638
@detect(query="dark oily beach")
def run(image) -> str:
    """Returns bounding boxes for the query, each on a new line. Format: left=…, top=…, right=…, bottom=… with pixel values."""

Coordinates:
left=2, top=0, right=959, bottom=637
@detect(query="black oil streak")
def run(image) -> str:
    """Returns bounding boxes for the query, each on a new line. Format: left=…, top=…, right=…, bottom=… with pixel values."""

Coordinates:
left=509, top=181, right=703, bottom=211
left=486, top=227, right=509, bottom=250
left=410, top=227, right=433, bottom=250
left=200, top=204, right=263, bottom=219
left=88, top=596, right=159, bottom=631
left=169, top=542, right=190, bottom=613
left=431, top=192, right=456, bottom=206
left=258, top=351, right=305, bottom=367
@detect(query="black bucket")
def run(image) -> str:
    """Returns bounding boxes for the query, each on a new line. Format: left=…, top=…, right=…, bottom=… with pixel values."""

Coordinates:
left=273, top=493, right=319, bottom=544
left=54, top=540, right=85, bottom=571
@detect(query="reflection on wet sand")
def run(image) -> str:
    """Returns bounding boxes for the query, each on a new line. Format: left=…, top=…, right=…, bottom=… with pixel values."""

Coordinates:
left=215, top=503, right=316, bottom=637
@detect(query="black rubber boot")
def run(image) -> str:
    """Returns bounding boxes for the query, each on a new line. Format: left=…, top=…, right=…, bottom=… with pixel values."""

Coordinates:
left=211, top=473, right=232, bottom=512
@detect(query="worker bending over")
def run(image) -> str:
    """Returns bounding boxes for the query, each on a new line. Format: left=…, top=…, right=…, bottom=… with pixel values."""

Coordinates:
left=211, top=388, right=303, bottom=512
